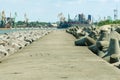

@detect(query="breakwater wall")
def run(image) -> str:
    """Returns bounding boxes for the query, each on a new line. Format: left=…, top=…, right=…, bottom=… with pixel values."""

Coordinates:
left=66, top=25, right=120, bottom=69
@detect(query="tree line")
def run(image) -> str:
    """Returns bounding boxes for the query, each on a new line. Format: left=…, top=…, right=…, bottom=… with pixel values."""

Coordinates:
left=97, top=20, right=120, bottom=26
left=14, top=21, right=51, bottom=28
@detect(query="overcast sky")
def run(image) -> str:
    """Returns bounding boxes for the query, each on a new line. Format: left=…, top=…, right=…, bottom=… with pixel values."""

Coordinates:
left=0, top=0, right=120, bottom=22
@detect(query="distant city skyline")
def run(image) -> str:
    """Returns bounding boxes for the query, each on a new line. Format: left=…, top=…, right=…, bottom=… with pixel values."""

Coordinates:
left=0, top=0, right=120, bottom=22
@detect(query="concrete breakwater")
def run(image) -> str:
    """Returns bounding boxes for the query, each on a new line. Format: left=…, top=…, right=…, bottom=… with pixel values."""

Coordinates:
left=1, top=30, right=120, bottom=80
left=0, top=28, right=51, bottom=61
left=66, top=25, right=120, bottom=68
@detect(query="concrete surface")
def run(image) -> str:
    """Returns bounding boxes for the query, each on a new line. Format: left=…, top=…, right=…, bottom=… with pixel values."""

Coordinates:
left=0, top=30, right=120, bottom=80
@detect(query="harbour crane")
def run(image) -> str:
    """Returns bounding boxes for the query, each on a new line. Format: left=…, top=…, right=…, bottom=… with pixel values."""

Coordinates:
left=57, top=13, right=65, bottom=22
left=24, top=13, right=29, bottom=27
left=1, top=10, right=6, bottom=22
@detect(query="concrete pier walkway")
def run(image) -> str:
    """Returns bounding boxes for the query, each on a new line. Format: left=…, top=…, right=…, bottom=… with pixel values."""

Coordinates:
left=0, top=30, right=120, bottom=80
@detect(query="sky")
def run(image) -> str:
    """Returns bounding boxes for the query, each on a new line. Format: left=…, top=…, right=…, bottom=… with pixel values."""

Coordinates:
left=0, top=0, right=120, bottom=22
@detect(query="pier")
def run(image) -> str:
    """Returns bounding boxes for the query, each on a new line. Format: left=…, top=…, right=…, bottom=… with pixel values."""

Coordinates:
left=0, top=30, right=120, bottom=80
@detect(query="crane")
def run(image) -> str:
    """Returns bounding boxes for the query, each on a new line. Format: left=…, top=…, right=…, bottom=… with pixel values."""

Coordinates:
left=1, top=10, right=6, bottom=22
left=24, top=13, right=29, bottom=27
left=57, top=13, right=65, bottom=22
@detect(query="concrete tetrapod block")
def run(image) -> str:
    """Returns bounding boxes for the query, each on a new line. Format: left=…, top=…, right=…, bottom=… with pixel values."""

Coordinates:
left=102, top=51, right=110, bottom=62
left=0, top=45, right=8, bottom=60
left=103, top=38, right=120, bottom=63
left=76, top=32, right=86, bottom=39
left=108, top=31, right=120, bottom=41
left=110, top=38, right=120, bottom=63
left=88, top=45, right=98, bottom=55
left=115, top=27, right=120, bottom=34
left=75, top=37, right=86, bottom=46
left=85, top=36, right=96, bottom=46
left=100, top=25, right=111, bottom=31
left=88, top=31, right=98, bottom=40
left=75, top=36, right=96, bottom=46
left=97, top=50, right=106, bottom=58
left=96, top=41, right=109, bottom=51
left=98, top=30, right=109, bottom=41
left=111, top=61, right=120, bottom=69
